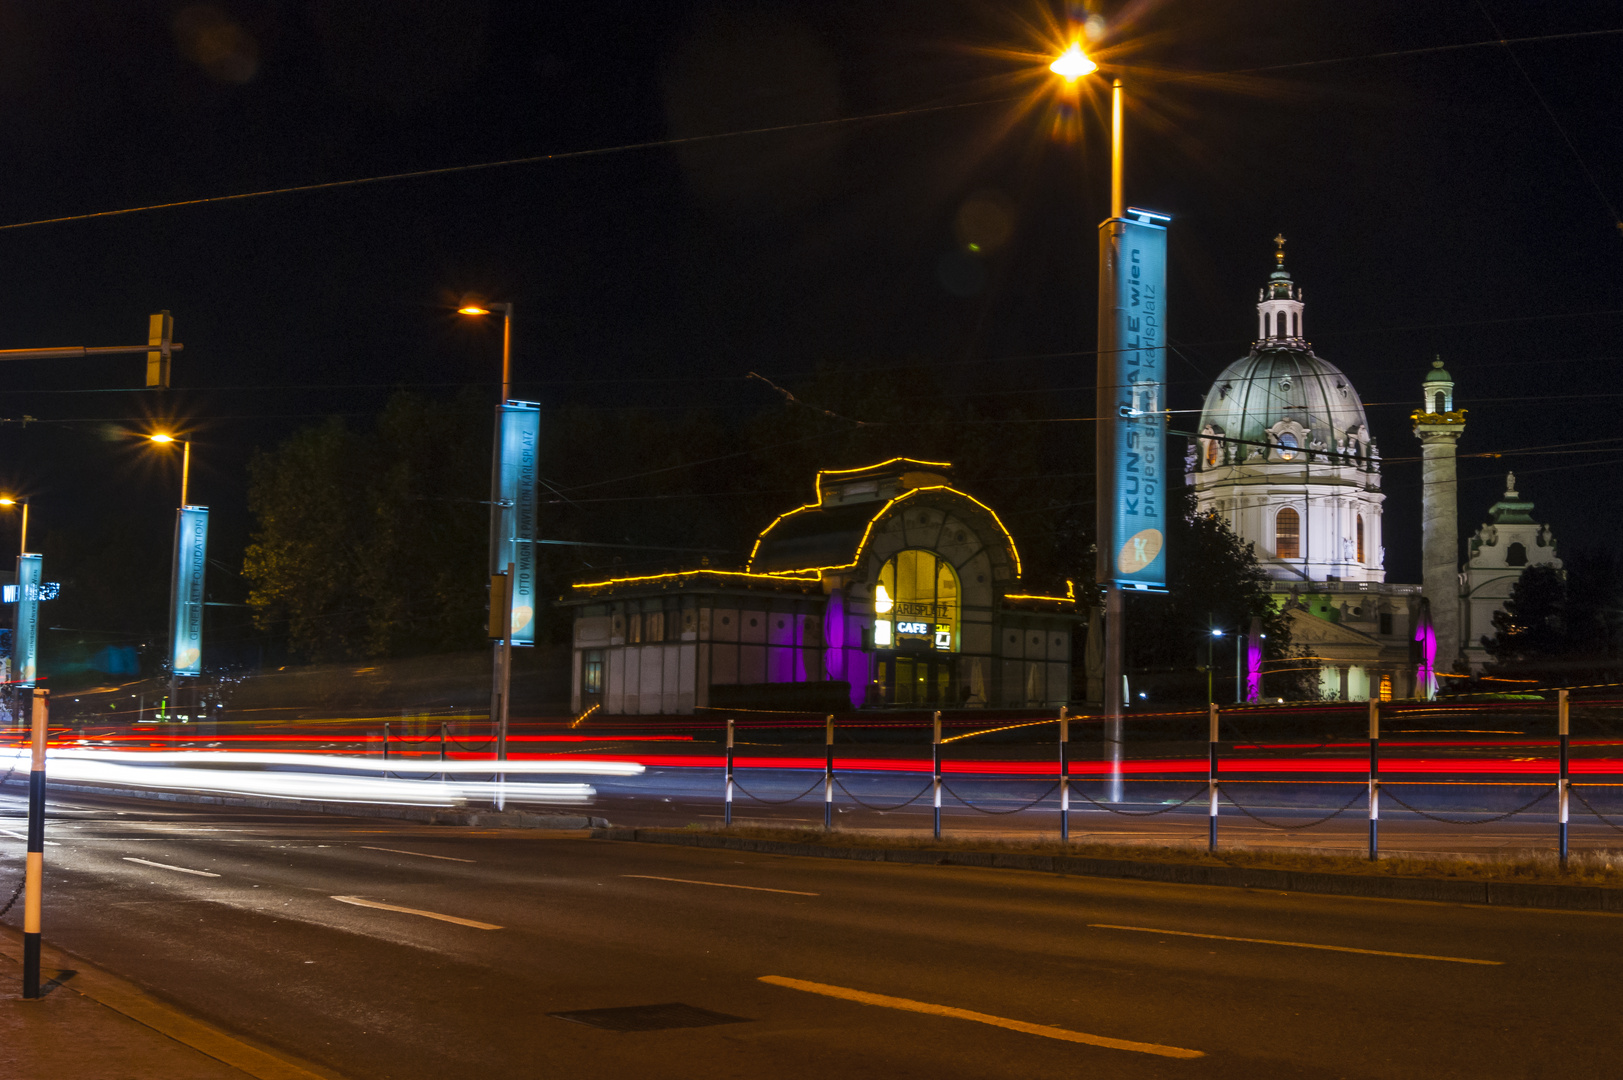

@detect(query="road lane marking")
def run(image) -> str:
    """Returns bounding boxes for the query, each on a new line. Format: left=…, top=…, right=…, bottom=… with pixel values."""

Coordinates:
left=623, top=874, right=817, bottom=896
left=0, top=829, right=60, bottom=846
left=330, top=895, right=502, bottom=929
left=1089, top=924, right=1502, bottom=966
left=360, top=845, right=475, bottom=863
left=122, top=857, right=221, bottom=877
left=759, top=976, right=1202, bottom=1059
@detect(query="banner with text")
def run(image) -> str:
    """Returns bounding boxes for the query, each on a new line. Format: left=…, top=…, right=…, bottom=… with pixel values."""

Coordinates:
left=1098, top=215, right=1169, bottom=590
left=13, top=553, right=39, bottom=687
left=170, top=507, right=208, bottom=676
left=491, top=401, right=540, bottom=645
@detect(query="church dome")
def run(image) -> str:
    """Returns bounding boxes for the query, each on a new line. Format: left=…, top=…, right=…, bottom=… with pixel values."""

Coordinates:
left=1198, top=347, right=1371, bottom=463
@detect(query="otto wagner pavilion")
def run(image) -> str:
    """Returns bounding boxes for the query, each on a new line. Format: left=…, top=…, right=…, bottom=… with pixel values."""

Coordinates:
left=565, top=459, right=1076, bottom=715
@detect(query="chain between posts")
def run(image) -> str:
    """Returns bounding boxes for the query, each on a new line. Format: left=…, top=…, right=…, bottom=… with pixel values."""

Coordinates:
left=832, top=777, right=934, bottom=811
left=1216, top=785, right=1366, bottom=830
left=1380, top=786, right=1555, bottom=825
left=1070, top=785, right=1208, bottom=816
left=731, top=775, right=827, bottom=805
left=942, top=781, right=1060, bottom=815
left=1569, top=786, right=1623, bottom=833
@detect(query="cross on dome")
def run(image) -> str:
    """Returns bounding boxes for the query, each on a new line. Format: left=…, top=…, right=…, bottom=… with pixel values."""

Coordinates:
left=1274, top=233, right=1287, bottom=267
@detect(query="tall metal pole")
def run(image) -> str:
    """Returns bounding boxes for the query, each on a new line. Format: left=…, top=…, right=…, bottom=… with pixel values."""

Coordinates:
left=724, top=718, right=734, bottom=826
left=1207, top=702, right=1220, bottom=852
left=932, top=711, right=943, bottom=841
left=1558, top=689, right=1570, bottom=865
left=501, top=303, right=513, bottom=403
left=1368, top=697, right=1380, bottom=861
left=494, top=560, right=514, bottom=811
left=22, top=689, right=47, bottom=998
left=1058, top=707, right=1070, bottom=841
left=823, top=714, right=834, bottom=832
left=1098, top=78, right=1127, bottom=803
left=180, top=440, right=190, bottom=507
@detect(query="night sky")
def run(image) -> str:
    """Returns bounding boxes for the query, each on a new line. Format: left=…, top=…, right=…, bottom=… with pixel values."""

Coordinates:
left=0, top=1, right=1618, bottom=625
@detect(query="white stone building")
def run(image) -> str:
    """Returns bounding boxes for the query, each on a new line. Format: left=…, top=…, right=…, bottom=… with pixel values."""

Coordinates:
left=1191, top=240, right=1421, bottom=700
left=1462, top=473, right=1561, bottom=673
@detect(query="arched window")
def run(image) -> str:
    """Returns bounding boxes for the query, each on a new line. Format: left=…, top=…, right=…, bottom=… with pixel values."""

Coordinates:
left=1356, top=515, right=1365, bottom=564
left=1434, top=391, right=1446, bottom=413
left=1293, top=311, right=1300, bottom=337
left=1276, top=311, right=1287, bottom=338
left=875, top=550, right=960, bottom=651
left=1277, top=433, right=1298, bottom=462
left=1276, top=507, right=1300, bottom=560
left=1506, top=542, right=1527, bottom=567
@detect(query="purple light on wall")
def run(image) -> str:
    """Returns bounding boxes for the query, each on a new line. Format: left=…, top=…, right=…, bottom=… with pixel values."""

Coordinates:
left=1413, top=601, right=1437, bottom=699
left=1246, top=637, right=1263, bottom=702
left=823, top=589, right=867, bottom=710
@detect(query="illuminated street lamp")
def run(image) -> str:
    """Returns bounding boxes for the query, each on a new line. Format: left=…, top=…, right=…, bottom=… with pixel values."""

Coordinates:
left=0, top=497, right=29, bottom=556
left=1048, top=39, right=1168, bottom=802
left=459, top=299, right=518, bottom=781
left=459, top=300, right=513, bottom=403
left=149, top=432, right=191, bottom=505
left=148, top=433, right=207, bottom=721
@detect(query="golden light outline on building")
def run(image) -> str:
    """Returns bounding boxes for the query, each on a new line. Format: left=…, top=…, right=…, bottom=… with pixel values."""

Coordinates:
left=746, top=484, right=1024, bottom=579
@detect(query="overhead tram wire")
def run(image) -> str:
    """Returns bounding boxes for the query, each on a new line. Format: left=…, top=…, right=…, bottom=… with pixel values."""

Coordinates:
left=0, top=28, right=1614, bottom=237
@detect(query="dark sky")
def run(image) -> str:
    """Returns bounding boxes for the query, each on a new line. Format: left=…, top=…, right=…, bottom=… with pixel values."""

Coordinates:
left=0, top=0, right=1618, bottom=599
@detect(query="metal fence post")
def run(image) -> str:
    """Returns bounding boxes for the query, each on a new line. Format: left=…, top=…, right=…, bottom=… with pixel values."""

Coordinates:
left=1208, top=702, right=1219, bottom=852
left=932, top=711, right=943, bottom=841
left=439, top=721, right=447, bottom=783
left=1058, top=706, right=1070, bottom=841
left=724, top=718, right=735, bottom=827
left=22, top=689, right=47, bottom=999
left=1558, top=689, right=1570, bottom=866
left=1368, top=697, right=1380, bottom=862
left=382, top=721, right=389, bottom=762
left=823, top=714, right=834, bottom=832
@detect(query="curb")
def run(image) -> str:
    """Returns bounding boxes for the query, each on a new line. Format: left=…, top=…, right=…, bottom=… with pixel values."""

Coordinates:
left=589, top=828, right=1623, bottom=914
left=7, top=778, right=607, bottom=830
left=0, top=927, right=346, bottom=1080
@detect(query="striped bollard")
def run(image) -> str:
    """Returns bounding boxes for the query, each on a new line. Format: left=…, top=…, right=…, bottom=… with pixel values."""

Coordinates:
left=22, top=689, right=47, bottom=999
left=1208, top=702, right=1219, bottom=852
left=1058, top=707, right=1070, bottom=841
left=1558, top=689, right=1570, bottom=865
left=823, top=715, right=834, bottom=832
left=1368, top=698, right=1380, bottom=861
left=724, top=718, right=735, bottom=827
left=932, top=711, right=943, bottom=841
left=382, top=721, right=390, bottom=761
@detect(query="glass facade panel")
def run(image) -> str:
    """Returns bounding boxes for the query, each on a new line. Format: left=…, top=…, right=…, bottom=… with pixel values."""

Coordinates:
left=875, top=550, right=960, bottom=655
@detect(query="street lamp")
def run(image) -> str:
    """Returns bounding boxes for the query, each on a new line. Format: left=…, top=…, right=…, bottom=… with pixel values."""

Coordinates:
left=148, top=432, right=191, bottom=506
left=459, top=299, right=517, bottom=786
left=148, top=432, right=205, bottom=722
left=459, top=300, right=513, bottom=402
left=0, top=497, right=28, bottom=556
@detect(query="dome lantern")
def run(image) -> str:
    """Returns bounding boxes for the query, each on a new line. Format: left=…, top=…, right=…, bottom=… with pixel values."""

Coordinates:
left=1257, top=234, right=1305, bottom=344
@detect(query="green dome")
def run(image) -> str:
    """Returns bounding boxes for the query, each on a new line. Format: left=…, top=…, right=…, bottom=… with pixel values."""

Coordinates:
left=1424, top=359, right=1453, bottom=383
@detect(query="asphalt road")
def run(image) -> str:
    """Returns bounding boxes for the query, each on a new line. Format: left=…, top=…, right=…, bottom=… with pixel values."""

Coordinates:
left=3, top=787, right=1621, bottom=1080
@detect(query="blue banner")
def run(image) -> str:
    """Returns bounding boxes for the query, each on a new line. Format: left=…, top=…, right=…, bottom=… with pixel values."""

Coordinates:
left=1098, top=213, right=1169, bottom=590
left=13, top=553, right=39, bottom=687
left=170, top=507, right=208, bottom=676
left=491, top=402, right=540, bottom=646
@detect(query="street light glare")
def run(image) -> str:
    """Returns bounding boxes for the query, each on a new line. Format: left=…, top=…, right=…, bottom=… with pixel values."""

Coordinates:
left=149, top=433, right=176, bottom=444
left=0, top=498, right=15, bottom=506
left=459, top=305, right=490, bottom=316
left=1050, top=42, right=1098, bottom=81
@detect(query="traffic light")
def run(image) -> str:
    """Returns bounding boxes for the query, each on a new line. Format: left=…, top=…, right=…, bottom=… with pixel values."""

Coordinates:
left=146, top=310, right=173, bottom=388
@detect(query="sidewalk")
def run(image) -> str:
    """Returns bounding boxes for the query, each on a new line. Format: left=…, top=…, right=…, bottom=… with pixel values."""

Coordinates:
left=0, top=930, right=341, bottom=1080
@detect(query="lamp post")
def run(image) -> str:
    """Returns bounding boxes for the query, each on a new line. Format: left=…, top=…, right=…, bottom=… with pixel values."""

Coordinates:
left=459, top=300, right=517, bottom=784
left=150, top=433, right=204, bottom=722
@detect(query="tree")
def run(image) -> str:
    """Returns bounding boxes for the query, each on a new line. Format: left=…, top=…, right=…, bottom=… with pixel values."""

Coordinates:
left=1483, top=549, right=1623, bottom=685
left=1122, top=485, right=1309, bottom=702
left=244, top=391, right=489, bottom=662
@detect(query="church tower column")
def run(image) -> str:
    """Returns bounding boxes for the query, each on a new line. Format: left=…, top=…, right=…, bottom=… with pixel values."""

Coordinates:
left=1412, top=358, right=1465, bottom=683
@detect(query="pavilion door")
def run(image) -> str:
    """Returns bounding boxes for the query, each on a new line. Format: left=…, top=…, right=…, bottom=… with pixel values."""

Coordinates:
left=880, top=654, right=955, bottom=706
